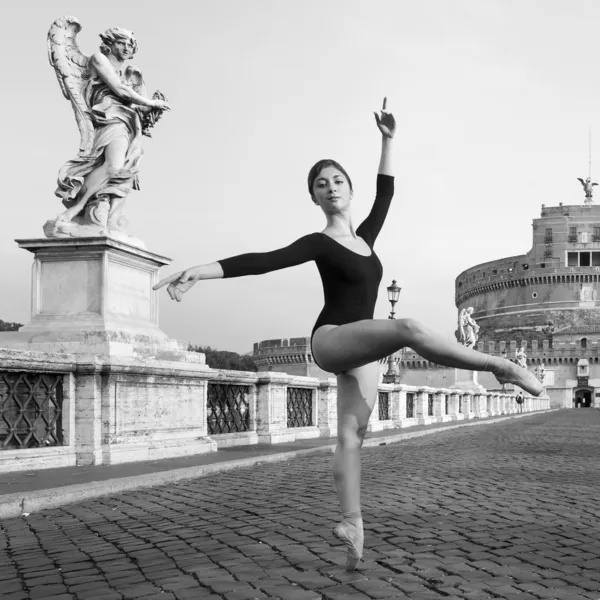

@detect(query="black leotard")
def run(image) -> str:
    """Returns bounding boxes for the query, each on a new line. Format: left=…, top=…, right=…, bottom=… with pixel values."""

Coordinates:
left=218, top=174, right=394, bottom=367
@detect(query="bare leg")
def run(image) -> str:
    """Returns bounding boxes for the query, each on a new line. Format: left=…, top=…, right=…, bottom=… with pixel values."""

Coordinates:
left=312, top=319, right=543, bottom=396
left=59, top=137, right=129, bottom=222
left=332, top=361, right=379, bottom=571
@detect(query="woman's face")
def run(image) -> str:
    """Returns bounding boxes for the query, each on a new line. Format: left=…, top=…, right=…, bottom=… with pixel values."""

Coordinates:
left=311, top=166, right=352, bottom=212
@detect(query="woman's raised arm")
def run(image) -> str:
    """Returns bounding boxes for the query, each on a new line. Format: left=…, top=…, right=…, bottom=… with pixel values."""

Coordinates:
left=373, top=97, right=395, bottom=176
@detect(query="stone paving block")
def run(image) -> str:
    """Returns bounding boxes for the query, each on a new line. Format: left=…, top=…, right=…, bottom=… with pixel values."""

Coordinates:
left=75, top=592, right=123, bottom=600
left=28, top=584, right=69, bottom=598
left=72, top=586, right=117, bottom=599
left=0, top=592, right=29, bottom=600
left=351, top=579, right=406, bottom=598
left=0, top=579, right=25, bottom=594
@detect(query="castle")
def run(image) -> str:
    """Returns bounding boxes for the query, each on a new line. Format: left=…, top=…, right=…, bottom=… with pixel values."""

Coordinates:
left=253, top=184, right=600, bottom=409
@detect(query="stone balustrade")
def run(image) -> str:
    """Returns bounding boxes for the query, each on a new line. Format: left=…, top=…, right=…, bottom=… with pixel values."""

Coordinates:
left=0, top=347, right=550, bottom=473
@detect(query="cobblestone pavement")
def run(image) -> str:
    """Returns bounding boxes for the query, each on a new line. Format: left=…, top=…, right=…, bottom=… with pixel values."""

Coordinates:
left=2, top=410, right=600, bottom=600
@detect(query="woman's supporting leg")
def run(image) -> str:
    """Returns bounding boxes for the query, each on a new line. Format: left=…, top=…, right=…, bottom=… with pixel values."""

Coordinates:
left=332, top=361, right=379, bottom=571
left=312, top=319, right=543, bottom=396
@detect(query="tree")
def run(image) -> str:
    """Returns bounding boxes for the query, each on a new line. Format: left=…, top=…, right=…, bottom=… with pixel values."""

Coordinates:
left=188, top=344, right=257, bottom=372
left=0, top=319, right=22, bottom=332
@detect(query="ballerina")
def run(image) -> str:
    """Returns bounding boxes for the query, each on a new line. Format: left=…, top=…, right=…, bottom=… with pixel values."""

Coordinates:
left=155, top=98, right=543, bottom=570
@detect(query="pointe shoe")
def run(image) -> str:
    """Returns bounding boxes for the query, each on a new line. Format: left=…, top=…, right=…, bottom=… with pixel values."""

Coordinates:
left=491, top=360, right=544, bottom=396
left=333, top=520, right=363, bottom=571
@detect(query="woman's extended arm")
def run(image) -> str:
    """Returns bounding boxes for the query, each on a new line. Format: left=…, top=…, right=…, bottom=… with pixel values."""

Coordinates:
left=153, top=263, right=224, bottom=302
left=374, top=97, right=395, bottom=175
left=153, top=234, right=321, bottom=302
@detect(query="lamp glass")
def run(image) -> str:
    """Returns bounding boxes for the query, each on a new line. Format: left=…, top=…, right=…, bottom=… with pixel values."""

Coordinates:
left=387, top=279, right=401, bottom=303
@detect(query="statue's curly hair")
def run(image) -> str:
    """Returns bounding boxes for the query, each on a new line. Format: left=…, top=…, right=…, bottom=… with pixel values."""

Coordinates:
left=99, top=27, right=138, bottom=56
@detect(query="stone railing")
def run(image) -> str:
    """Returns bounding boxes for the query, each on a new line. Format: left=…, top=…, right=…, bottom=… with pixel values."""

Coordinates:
left=0, top=347, right=550, bottom=473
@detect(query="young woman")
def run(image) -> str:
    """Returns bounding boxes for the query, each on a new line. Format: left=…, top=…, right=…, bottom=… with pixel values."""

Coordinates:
left=154, top=98, right=543, bottom=570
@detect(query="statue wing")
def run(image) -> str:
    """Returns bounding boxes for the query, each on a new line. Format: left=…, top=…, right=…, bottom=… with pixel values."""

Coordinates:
left=47, top=16, right=93, bottom=155
left=577, top=177, right=585, bottom=186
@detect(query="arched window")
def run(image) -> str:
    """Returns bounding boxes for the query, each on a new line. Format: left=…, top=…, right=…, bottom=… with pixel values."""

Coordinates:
left=581, top=337, right=588, bottom=349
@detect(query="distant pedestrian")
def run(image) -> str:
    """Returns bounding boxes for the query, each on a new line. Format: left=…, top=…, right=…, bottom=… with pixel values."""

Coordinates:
left=155, top=99, right=543, bottom=571
left=516, top=392, right=525, bottom=413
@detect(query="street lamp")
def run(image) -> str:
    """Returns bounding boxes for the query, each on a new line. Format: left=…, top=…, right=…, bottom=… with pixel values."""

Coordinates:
left=501, top=347, right=508, bottom=391
left=387, top=279, right=401, bottom=319
left=383, top=280, right=402, bottom=383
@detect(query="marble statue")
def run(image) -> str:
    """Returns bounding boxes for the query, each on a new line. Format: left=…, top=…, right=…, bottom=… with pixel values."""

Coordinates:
left=536, top=362, right=546, bottom=387
left=45, top=16, right=170, bottom=242
left=515, top=346, right=527, bottom=369
left=577, top=177, right=598, bottom=201
left=457, top=307, right=479, bottom=348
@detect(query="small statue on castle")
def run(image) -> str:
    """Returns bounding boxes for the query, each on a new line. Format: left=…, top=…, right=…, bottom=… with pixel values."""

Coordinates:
left=536, top=362, right=546, bottom=387
left=45, top=16, right=171, bottom=242
left=457, top=307, right=480, bottom=348
left=515, top=346, right=527, bottom=369
left=577, top=176, right=598, bottom=201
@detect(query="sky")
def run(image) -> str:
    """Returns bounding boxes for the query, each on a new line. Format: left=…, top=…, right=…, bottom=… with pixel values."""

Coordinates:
left=1, top=0, right=600, bottom=354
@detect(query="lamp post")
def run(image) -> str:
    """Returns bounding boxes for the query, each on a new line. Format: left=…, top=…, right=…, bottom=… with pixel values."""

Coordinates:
left=501, top=347, right=508, bottom=392
left=383, top=280, right=402, bottom=383
left=387, top=279, right=401, bottom=320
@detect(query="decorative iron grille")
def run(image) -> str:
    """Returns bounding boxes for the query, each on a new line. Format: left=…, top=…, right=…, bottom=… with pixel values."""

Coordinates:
left=406, top=393, right=414, bottom=418
left=0, top=372, right=64, bottom=450
left=378, top=392, right=390, bottom=421
left=445, top=395, right=449, bottom=415
left=427, top=394, right=434, bottom=416
left=287, top=387, right=313, bottom=428
left=207, top=383, right=250, bottom=434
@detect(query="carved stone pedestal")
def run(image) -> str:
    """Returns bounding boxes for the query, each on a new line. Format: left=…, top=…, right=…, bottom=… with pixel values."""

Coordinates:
left=0, top=237, right=216, bottom=467
left=450, top=369, right=486, bottom=393
left=1, top=237, right=187, bottom=358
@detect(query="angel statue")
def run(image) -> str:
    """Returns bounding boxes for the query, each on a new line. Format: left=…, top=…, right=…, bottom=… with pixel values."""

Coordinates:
left=515, top=346, right=527, bottom=369
left=45, top=16, right=171, bottom=243
left=577, top=176, right=598, bottom=202
left=457, top=307, right=480, bottom=348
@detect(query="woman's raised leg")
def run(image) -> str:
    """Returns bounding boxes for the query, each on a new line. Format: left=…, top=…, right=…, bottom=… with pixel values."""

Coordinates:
left=312, top=319, right=543, bottom=396
left=332, top=361, right=379, bottom=571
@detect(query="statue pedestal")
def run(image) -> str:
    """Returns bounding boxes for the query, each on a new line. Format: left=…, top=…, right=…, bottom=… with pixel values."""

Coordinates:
left=450, top=368, right=486, bottom=392
left=0, top=237, right=216, bottom=468
left=1, top=237, right=190, bottom=359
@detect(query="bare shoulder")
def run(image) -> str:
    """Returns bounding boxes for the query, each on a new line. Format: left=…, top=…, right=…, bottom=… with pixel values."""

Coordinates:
left=89, top=51, right=109, bottom=68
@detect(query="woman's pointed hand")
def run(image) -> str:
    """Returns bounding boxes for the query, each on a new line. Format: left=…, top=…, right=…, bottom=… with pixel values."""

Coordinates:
left=374, top=97, right=396, bottom=138
left=153, top=267, right=200, bottom=302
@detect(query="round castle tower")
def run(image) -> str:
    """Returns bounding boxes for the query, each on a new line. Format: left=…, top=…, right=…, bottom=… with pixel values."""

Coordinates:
left=454, top=193, right=600, bottom=408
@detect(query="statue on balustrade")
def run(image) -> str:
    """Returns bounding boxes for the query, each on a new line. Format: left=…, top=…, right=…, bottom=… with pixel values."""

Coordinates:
left=515, top=346, right=527, bottom=369
left=45, top=16, right=171, bottom=242
left=457, top=307, right=479, bottom=348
